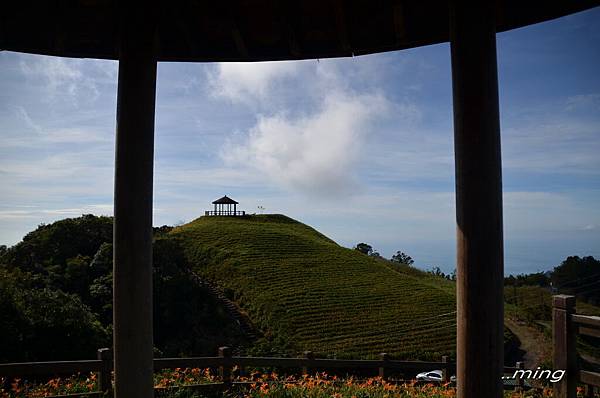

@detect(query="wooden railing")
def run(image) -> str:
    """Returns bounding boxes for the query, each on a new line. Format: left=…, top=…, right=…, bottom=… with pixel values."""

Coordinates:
left=1, top=347, right=535, bottom=397
left=553, top=294, right=600, bottom=398
left=2, top=297, right=598, bottom=397
left=204, top=210, right=245, bottom=216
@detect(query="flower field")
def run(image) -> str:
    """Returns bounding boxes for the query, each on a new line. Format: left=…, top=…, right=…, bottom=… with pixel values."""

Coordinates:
left=2, top=371, right=596, bottom=398
left=171, top=215, right=457, bottom=359
left=1, top=374, right=97, bottom=398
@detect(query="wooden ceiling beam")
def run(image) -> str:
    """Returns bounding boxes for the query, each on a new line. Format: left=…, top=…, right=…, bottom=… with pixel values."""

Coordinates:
left=231, top=25, right=249, bottom=59
left=173, top=5, right=200, bottom=57
left=392, top=0, right=407, bottom=45
left=275, top=0, right=302, bottom=58
left=333, top=0, right=352, bottom=53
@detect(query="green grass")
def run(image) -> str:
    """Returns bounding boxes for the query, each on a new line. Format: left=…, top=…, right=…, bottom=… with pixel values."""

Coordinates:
left=505, top=284, right=600, bottom=321
left=504, top=284, right=600, bottom=364
left=170, top=215, right=456, bottom=360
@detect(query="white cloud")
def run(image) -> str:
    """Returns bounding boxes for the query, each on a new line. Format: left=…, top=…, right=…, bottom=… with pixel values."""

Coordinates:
left=221, top=90, right=390, bottom=196
left=209, top=58, right=405, bottom=196
left=207, top=61, right=301, bottom=103
left=14, top=105, right=42, bottom=134
left=0, top=204, right=113, bottom=220
left=565, top=93, right=600, bottom=111
left=18, top=55, right=116, bottom=105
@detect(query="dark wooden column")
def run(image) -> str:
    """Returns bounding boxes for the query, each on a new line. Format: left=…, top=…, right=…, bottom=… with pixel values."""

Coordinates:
left=553, top=295, right=577, bottom=398
left=450, top=2, right=504, bottom=397
left=113, top=6, right=157, bottom=397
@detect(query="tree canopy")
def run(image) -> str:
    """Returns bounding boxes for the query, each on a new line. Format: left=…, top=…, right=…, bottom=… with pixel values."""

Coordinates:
left=391, top=251, right=414, bottom=266
left=354, top=243, right=373, bottom=256
left=0, top=215, right=247, bottom=362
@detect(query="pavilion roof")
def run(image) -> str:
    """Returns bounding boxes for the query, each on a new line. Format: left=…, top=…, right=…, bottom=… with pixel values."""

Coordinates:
left=2, top=1, right=599, bottom=62
left=212, top=195, right=239, bottom=205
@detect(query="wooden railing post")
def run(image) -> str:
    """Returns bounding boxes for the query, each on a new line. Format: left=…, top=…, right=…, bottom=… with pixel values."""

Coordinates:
left=584, top=385, right=595, bottom=398
left=97, top=348, right=112, bottom=394
left=219, top=347, right=232, bottom=385
left=553, top=295, right=577, bottom=398
left=379, top=353, right=389, bottom=379
left=302, top=351, right=314, bottom=376
left=1, top=375, right=11, bottom=393
left=514, top=361, right=524, bottom=391
left=441, top=355, right=449, bottom=382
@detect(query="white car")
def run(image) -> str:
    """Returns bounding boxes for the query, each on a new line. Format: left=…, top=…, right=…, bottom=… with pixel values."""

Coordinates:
left=416, top=370, right=456, bottom=383
left=416, top=370, right=443, bottom=382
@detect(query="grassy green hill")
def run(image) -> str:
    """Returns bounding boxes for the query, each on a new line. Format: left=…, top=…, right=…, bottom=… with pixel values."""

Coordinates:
left=171, top=214, right=456, bottom=360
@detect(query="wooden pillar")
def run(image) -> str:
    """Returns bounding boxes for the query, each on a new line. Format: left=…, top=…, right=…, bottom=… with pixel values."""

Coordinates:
left=553, top=295, right=577, bottom=398
left=441, top=355, right=449, bottom=382
left=302, top=351, right=314, bottom=375
left=450, top=2, right=504, bottom=397
left=514, top=361, right=524, bottom=390
left=219, top=346, right=232, bottom=384
left=378, top=352, right=389, bottom=379
left=113, top=5, right=157, bottom=397
left=97, top=348, right=113, bottom=394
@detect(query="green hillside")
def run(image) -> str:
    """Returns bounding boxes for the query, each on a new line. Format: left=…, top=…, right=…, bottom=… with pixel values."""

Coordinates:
left=171, top=214, right=456, bottom=360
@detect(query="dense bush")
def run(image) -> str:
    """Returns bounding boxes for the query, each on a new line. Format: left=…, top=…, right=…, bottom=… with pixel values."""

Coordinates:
left=0, top=269, right=108, bottom=361
left=0, top=215, right=247, bottom=362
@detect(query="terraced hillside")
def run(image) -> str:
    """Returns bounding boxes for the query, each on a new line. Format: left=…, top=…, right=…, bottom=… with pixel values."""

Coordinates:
left=170, top=214, right=456, bottom=360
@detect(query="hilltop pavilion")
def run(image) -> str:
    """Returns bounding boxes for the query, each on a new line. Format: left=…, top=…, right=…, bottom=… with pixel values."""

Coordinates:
left=207, top=195, right=245, bottom=216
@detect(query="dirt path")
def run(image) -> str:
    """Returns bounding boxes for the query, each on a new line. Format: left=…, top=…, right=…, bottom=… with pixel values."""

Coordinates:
left=183, top=267, right=259, bottom=355
left=505, top=318, right=550, bottom=368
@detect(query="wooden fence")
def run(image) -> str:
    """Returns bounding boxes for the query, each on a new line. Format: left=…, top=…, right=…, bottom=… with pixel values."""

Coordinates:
left=2, top=296, right=598, bottom=397
left=2, top=348, right=533, bottom=397
left=204, top=210, right=245, bottom=216
left=0, top=348, right=457, bottom=396
left=553, top=294, right=600, bottom=398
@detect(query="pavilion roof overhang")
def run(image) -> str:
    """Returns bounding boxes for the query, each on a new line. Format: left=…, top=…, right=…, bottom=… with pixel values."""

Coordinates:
left=2, top=1, right=599, bottom=62
left=212, top=196, right=239, bottom=205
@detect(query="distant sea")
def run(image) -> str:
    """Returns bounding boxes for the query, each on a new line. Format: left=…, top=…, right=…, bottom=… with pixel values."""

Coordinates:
left=379, top=237, right=600, bottom=277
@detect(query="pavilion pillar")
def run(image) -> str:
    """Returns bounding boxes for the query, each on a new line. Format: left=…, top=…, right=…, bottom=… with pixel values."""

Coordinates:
left=113, top=6, right=157, bottom=398
left=450, top=2, right=504, bottom=398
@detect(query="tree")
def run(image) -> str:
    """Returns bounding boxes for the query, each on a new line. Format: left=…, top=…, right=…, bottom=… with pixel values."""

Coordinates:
left=427, top=266, right=456, bottom=281
left=0, top=269, right=108, bottom=362
left=354, top=243, right=373, bottom=256
left=428, top=266, right=445, bottom=278
left=552, top=256, right=600, bottom=302
left=391, top=251, right=414, bottom=265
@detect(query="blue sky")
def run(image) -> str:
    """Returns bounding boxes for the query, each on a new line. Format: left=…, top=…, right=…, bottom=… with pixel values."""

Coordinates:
left=1, top=8, right=599, bottom=275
